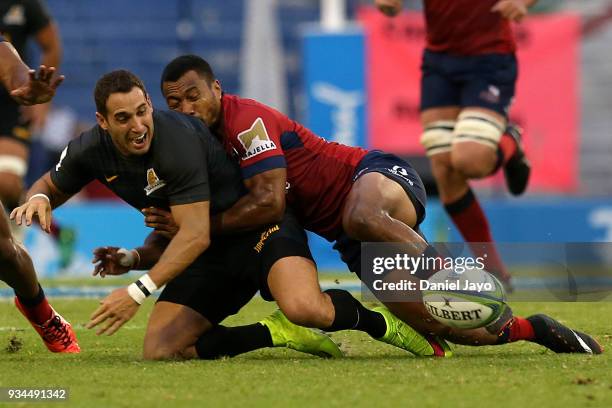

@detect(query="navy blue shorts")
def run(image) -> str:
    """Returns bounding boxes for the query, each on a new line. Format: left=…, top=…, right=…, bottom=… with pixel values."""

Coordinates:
left=420, top=50, right=518, bottom=116
left=333, top=151, right=428, bottom=277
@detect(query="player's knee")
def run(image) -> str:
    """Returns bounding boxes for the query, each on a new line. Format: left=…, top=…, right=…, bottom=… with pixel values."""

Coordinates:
left=280, top=295, right=333, bottom=328
left=142, top=341, right=181, bottom=361
left=450, top=111, right=503, bottom=178
left=142, top=332, right=185, bottom=360
left=450, top=145, right=495, bottom=179
left=420, top=121, right=455, bottom=157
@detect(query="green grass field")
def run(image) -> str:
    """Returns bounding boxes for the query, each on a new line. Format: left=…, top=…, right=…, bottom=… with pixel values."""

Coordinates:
left=1, top=286, right=611, bottom=407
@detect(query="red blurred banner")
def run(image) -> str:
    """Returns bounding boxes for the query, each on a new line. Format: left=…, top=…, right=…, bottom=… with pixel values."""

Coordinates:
left=358, top=8, right=580, bottom=192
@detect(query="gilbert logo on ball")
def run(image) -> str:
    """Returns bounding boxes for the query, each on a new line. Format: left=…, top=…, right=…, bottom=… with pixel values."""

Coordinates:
left=422, top=268, right=507, bottom=329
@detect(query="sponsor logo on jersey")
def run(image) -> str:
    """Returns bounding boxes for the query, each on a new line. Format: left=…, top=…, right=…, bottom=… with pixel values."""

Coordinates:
left=254, top=224, right=280, bottom=253
left=105, top=175, right=119, bottom=183
left=236, top=117, right=277, bottom=159
left=144, top=168, right=166, bottom=195
left=3, top=5, right=25, bottom=26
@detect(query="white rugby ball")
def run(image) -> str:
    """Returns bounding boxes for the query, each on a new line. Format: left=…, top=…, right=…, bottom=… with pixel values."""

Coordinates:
left=422, top=268, right=507, bottom=329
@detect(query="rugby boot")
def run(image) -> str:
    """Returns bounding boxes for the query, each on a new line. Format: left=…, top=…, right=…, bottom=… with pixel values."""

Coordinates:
left=373, top=306, right=452, bottom=357
left=259, top=310, right=343, bottom=358
left=15, top=297, right=81, bottom=353
left=503, top=123, right=531, bottom=196
left=527, top=314, right=603, bottom=354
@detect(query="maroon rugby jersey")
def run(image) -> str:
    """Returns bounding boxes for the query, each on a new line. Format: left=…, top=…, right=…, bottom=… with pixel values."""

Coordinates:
left=423, top=0, right=515, bottom=55
left=220, top=94, right=368, bottom=241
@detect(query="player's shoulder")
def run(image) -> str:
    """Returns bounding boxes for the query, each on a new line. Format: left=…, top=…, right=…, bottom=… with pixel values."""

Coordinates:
left=153, top=109, right=207, bottom=134
left=222, top=94, right=287, bottom=136
left=70, top=125, right=106, bottom=155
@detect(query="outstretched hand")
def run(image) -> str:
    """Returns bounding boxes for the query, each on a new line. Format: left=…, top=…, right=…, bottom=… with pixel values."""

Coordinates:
left=10, top=65, right=64, bottom=106
left=86, top=288, right=139, bottom=336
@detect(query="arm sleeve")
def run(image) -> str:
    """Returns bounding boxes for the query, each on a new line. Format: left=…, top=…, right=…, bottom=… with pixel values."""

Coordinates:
left=49, top=138, right=94, bottom=195
left=25, top=0, right=52, bottom=35
left=158, top=129, right=210, bottom=206
left=226, top=107, right=287, bottom=179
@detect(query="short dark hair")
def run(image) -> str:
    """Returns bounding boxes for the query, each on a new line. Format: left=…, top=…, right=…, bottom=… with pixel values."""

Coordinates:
left=160, top=55, right=215, bottom=91
left=94, top=70, right=148, bottom=117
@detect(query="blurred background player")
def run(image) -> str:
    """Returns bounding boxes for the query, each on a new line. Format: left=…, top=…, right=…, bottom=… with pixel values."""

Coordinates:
left=374, top=0, right=536, bottom=289
left=0, top=0, right=75, bottom=268
left=0, top=34, right=79, bottom=353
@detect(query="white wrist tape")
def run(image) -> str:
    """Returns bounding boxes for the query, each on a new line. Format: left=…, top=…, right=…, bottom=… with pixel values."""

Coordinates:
left=126, top=273, right=158, bottom=305
left=28, top=193, right=50, bottom=203
left=117, top=248, right=140, bottom=268
left=127, top=283, right=146, bottom=305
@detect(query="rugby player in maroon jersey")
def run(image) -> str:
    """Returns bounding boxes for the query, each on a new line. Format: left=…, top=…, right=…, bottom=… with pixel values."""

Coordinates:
left=149, top=55, right=602, bottom=355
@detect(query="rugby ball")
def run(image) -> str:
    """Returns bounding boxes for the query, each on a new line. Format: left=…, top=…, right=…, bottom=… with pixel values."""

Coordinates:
left=422, top=268, right=507, bottom=329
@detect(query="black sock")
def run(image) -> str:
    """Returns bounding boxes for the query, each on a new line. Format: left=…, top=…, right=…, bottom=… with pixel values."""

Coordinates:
left=195, top=323, right=273, bottom=359
left=324, top=289, right=387, bottom=338
left=16, top=284, right=45, bottom=307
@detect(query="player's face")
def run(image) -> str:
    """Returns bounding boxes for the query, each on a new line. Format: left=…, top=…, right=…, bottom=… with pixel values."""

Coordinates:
left=162, top=70, right=222, bottom=129
left=96, top=87, right=154, bottom=157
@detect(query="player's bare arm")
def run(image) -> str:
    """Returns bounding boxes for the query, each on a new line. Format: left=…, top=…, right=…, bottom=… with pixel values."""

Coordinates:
left=374, top=0, right=403, bottom=17
left=492, top=0, right=539, bottom=22
left=145, top=168, right=287, bottom=237
left=211, top=168, right=287, bottom=234
left=10, top=172, right=73, bottom=233
left=86, top=200, right=211, bottom=336
left=0, top=41, right=29, bottom=90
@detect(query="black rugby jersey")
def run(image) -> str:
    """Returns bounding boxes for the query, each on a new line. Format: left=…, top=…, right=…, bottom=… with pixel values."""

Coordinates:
left=51, top=110, right=245, bottom=214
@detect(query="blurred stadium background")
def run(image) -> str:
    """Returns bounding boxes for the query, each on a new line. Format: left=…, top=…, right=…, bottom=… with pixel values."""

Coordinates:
left=16, top=0, right=612, bottom=278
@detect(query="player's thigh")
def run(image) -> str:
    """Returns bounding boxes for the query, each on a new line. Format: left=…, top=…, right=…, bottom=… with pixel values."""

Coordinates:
left=267, top=256, right=331, bottom=325
left=345, top=172, right=417, bottom=229
left=258, top=209, right=331, bottom=323
left=344, top=154, right=426, bottom=230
